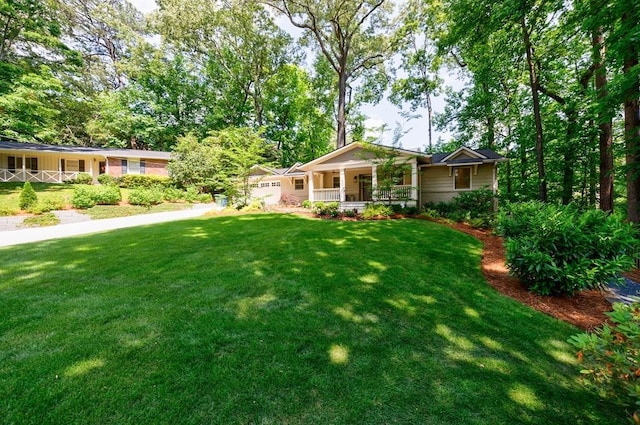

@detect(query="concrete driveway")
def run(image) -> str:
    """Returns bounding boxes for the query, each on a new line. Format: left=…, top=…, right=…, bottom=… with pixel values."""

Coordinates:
left=0, top=204, right=218, bottom=248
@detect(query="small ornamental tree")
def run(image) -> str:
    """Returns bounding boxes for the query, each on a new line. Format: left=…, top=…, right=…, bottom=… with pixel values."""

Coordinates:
left=359, top=142, right=415, bottom=205
left=19, top=181, right=38, bottom=210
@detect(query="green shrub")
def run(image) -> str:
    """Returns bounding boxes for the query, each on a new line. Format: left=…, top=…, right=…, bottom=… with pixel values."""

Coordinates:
left=343, top=209, right=357, bottom=218
left=362, top=203, right=393, bottom=219
left=184, top=186, right=201, bottom=203
left=424, top=188, right=495, bottom=223
left=163, top=187, right=185, bottom=202
left=97, top=174, right=118, bottom=186
left=73, top=173, right=94, bottom=185
left=498, top=201, right=638, bottom=295
left=19, top=181, right=38, bottom=210
left=312, top=201, right=340, bottom=216
left=28, top=196, right=66, bottom=214
left=301, top=200, right=312, bottom=209
left=453, top=187, right=495, bottom=217
left=72, top=185, right=96, bottom=209
left=0, top=206, right=18, bottom=216
left=568, top=301, right=640, bottom=417
left=128, top=187, right=164, bottom=207
left=119, top=174, right=170, bottom=189
left=241, top=199, right=264, bottom=212
left=390, top=204, right=404, bottom=214
left=403, top=206, right=420, bottom=216
left=92, top=185, right=121, bottom=205
left=194, top=192, right=213, bottom=203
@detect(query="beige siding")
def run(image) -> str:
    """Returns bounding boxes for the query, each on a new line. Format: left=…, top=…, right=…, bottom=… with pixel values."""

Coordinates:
left=321, top=147, right=375, bottom=164
left=421, top=164, right=494, bottom=204
left=249, top=176, right=309, bottom=205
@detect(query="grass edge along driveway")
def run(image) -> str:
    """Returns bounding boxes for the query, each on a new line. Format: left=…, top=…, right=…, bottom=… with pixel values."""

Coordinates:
left=0, top=214, right=623, bottom=424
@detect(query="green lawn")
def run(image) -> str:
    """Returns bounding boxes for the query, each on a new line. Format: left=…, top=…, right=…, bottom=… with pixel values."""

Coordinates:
left=0, top=214, right=622, bottom=424
left=0, top=182, right=75, bottom=213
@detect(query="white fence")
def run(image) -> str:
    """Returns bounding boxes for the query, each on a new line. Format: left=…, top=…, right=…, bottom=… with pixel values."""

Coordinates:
left=313, top=188, right=340, bottom=202
left=375, top=185, right=412, bottom=200
left=0, top=169, right=80, bottom=183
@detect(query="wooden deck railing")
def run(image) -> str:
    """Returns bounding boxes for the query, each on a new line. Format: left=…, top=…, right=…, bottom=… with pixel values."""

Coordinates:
left=313, top=188, right=340, bottom=202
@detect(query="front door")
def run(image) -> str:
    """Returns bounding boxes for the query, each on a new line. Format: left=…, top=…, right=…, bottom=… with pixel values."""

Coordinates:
left=360, top=174, right=372, bottom=201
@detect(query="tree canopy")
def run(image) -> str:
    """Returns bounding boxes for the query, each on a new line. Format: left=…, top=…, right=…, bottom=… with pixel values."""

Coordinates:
left=0, top=0, right=638, bottom=219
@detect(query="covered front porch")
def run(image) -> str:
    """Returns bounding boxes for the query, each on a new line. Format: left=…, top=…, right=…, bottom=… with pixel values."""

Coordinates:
left=306, top=162, right=419, bottom=206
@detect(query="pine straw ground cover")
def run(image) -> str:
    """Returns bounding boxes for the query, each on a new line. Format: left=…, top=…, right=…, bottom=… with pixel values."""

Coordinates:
left=0, top=214, right=626, bottom=424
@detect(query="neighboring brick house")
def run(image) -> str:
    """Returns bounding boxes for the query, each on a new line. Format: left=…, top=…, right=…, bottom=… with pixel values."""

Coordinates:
left=0, top=140, right=171, bottom=183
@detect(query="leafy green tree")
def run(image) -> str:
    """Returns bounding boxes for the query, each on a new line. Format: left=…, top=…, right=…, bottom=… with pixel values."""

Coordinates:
left=0, top=66, right=65, bottom=142
left=167, top=134, right=225, bottom=193
left=265, top=0, right=394, bottom=149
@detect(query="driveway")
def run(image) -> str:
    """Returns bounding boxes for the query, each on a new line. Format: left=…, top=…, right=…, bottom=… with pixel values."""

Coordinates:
left=0, top=204, right=218, bottom=248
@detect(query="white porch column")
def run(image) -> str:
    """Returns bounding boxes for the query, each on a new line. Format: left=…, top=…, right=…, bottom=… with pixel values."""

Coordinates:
left=308, top=171, right=314, bottom=203
left=371, top=164, right=378, bottom=200
left=339, top=168, right=346, bottom=202
left=411, top=159, right=418, bottom=201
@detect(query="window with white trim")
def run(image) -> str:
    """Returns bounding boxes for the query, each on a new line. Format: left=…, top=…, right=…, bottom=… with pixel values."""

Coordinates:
left=454, top=167, right=471, bottom=190
left=271, top=181, right=280, bottom=187
left=260, top=182, right=270, bottom=188
left=294, top=179, right=304, bottom=190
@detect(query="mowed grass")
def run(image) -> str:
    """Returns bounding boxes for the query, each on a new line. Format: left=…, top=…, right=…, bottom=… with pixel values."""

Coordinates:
left=0, top=214, right=623, bottom=424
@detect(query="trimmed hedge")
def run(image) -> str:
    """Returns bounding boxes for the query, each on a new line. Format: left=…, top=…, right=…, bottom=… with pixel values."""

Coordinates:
left=119, top=174, right=170, bottom=189
left=72, top=185, right=122, bottom=209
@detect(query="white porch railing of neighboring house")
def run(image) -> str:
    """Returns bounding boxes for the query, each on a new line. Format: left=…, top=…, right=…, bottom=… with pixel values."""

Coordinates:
left=313, top=188, right=341, bottom=202
left=0, top=169, right=80, bottom=183
left=375, top=185, right=413, bottom=201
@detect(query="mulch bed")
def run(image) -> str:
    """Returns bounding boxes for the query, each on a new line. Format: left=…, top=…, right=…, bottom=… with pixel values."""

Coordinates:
left=444, top=221, right=612, bottom=330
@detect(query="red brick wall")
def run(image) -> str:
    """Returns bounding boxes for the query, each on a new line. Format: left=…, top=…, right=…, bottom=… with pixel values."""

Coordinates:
left=107, top=158, right=123, bottom=177
left=143, top=159, right=169, bottom=176
left=106, top=158, right=169, bottom=177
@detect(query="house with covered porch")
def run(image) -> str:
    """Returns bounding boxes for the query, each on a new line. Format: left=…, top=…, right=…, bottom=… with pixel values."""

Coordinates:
left=0, top=140, right=171, bottom=183
left=249, top=142, right=506, bottom=209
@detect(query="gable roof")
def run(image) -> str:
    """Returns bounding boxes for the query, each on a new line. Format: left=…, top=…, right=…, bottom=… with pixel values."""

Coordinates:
left=298, top=142, right=427, bottom=171
left=431, top=147, right=505, bottom=166
left=0, top=140, right=172, bottom=160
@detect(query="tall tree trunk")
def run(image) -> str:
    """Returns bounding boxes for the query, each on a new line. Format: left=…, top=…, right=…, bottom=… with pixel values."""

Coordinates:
left=623, top=14, right=640, bottom=223
left=593, top=28, right=614, bottom=212
left=336, top=69, right=348, bottom=149
left=561, top=108, right=578, bottom=204
left=522, top=16, right=547, bottom=202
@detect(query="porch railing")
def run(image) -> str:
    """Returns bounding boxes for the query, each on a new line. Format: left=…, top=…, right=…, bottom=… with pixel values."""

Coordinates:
left=375, top=185, right=413, bottom=201
left=313, top=188, right=340, bottom=202
left=0, top=169, right=80, bottom=183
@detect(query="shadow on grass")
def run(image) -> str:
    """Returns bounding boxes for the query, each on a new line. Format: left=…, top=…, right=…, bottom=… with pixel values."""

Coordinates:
left=0, top=214, right=624, bottom=424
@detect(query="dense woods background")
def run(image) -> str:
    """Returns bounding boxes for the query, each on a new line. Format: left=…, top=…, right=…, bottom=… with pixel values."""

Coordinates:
left=1, top=0, right=638, bottom=219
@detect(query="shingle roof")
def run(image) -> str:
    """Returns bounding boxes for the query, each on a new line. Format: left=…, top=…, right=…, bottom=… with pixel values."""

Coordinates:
left=0, top=140, right=172, bottom=160
left=432, top=148, right=504, bottom=165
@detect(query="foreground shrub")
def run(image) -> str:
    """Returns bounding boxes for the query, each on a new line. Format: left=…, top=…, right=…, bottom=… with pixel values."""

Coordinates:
left=74, top=173, right=94, bottom=185
left=568, top=301, right=640, bottom=418
left=301, top=200, right=312, bottom=209
left=498, top=201, right=638, bottom=295
left=312, top=201, right=339, bottom=217
left=128, top=187, right=164, bottom=207
left=119, top=174, right=170, bottom=189
left=19, top=181, right=38, bottom=210
left=163, top=187, right=185, bottom=202
left=279, top=194, right=299, bottom=206
left=362, top=203, right=393, bottom=219
left=71, top=185, right=96, bottom=209
left=0, top=206, right=18, bottom=216
left=183, top=186, right=211, bottom=203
